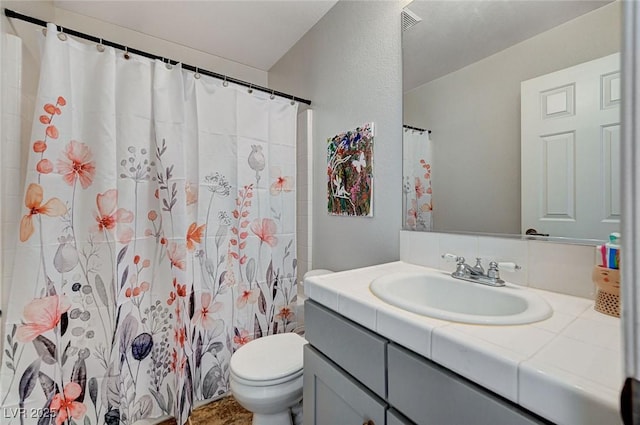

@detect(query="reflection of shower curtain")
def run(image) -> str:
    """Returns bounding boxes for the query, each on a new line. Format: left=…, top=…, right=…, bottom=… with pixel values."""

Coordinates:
left=403, top=128, right=433, bottom=231
left=0, top=24, right=298, bottom=425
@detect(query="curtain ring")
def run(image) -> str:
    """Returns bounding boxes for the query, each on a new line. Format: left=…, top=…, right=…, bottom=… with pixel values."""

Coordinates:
left=194, top=67, right=201, bottom=79
left=290, top=95, right=296, bottom=106
left=270, top=90, right=275, bottom=100
left=42, top=27, right=47, bottom=36
left=57, top=26, right=67, bottom=41
left=165, top=58, right=173, bottom=70
left=222, top=75, right=229, bottom=87
left=96, top=38, right=105, bottom=52
left=124, top=46, right=130, bottom=60
left=247, top=83, right=253, bottom=94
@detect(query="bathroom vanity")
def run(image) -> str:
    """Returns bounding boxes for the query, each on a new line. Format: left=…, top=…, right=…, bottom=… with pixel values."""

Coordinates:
left=303, top=262, right=622, bottom=425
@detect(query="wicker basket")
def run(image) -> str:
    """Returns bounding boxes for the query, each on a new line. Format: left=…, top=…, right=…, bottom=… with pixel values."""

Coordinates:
left=592, top=266, right=621, bottom=317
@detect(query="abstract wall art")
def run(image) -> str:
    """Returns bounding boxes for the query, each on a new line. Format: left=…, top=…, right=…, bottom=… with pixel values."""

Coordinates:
left=327, top=122, right=374, bottom=217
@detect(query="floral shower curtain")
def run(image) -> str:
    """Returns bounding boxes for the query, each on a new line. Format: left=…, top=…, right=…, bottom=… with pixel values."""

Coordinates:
left=403, top=128, right=432, bottom=231
left=1, top=24, right=298, bottom=425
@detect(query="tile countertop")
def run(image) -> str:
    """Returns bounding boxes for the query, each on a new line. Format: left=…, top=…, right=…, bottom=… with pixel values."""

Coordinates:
left=303, top=261, right=624, bottom=425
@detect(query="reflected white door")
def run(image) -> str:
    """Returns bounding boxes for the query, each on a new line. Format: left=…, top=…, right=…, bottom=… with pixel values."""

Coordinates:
left=521, top=53, right=620, bottom=240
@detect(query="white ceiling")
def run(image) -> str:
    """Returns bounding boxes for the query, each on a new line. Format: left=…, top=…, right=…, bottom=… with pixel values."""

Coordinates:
left=403, top=0, right=614, bottom=92
left=53, top=0, right=338, bottom=71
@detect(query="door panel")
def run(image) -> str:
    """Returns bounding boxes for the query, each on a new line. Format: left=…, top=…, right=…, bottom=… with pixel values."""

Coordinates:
left=521, top=53, right=620, bottom=240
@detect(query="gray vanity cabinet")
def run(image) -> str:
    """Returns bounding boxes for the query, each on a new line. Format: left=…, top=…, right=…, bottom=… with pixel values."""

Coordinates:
left=304, top=345, right=386, bottom=425
left=304, top=300, right=547, bottom=425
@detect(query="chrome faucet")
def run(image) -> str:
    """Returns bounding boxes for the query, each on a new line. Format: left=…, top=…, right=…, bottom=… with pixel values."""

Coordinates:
left=442, top=254, right=520, bottom=287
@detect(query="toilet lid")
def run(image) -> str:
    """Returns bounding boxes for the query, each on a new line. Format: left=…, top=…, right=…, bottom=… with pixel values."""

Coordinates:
left=230, top=333, right=306, bottom=383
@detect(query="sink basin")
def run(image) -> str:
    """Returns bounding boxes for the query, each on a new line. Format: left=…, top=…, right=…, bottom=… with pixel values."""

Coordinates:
left=370, top=270, right=552, bottom=325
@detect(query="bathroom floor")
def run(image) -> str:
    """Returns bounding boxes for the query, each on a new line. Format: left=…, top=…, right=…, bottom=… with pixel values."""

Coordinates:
left=158, top=396, right=252, bottom=425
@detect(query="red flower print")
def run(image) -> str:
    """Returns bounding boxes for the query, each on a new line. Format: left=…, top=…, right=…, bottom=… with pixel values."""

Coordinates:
left=57, top=140, right=96, bottom=189
left=16, top=295, right=71, bottom=343
left=50, top=382, right=87, bottom=425
left=236, top=285, right=259, bottom=308
left=192, top=292, right=223, bottom=330
left=250, top=218, right=278, bottom=247
left=33, top=140, right=47, bottom=153
left=234, top=329, right=251, bottom=347
left=275, top=304, right=295, bottom=322
left=167, top=242, right=186, bottom=270
left=186, top=222, right=205, bottom=251
left=270, top=173, right=294, bottom=195
left=57, top=96, right=67, bottom=106
left=20, top=183, right=67, bottom=242
left=46, top=125, right=59, bottom=139
left=93, top=189, right=134, bottom=244
left=415, top=177, right=425, bottom=199
left=174, top=327, right=186, bottom=347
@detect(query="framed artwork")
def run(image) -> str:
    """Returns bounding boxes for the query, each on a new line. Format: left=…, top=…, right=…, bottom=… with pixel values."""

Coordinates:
left=327, top=122, right=374, bottom=217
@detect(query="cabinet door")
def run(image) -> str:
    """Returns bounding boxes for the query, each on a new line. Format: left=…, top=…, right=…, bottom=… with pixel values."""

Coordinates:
left=304, top=345, right=386, bottom=425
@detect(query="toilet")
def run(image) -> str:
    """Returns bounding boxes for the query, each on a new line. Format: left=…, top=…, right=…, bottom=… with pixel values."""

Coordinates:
left=230, top=269, right=334, bottom=425
left=230, top=332, right=307, bottom=425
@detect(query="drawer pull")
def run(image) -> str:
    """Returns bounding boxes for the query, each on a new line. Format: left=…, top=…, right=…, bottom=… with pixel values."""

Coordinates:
left=363, top=420, right=374, bottom=425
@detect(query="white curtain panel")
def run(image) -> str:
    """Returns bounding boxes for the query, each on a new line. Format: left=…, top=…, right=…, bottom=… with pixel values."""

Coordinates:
left=0, top=24, right=298, bottom=425
left=403, top=129, right=433, bottom=231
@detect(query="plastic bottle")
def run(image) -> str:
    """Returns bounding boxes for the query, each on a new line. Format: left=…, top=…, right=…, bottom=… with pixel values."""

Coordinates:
left=606, top=232, right=621, bottom=269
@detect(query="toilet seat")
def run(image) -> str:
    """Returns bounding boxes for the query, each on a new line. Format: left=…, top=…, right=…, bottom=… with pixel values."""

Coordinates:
left=230, top=333, right=306, bottom=387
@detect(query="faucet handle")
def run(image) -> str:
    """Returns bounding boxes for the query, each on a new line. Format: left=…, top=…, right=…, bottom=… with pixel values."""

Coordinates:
left=496, top=262, right=522, bottom=272
left=441, top=253, right=463, bottom=263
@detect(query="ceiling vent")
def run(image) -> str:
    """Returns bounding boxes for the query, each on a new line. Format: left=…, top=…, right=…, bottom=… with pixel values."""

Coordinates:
left=401, top=7, right=422, bottom=32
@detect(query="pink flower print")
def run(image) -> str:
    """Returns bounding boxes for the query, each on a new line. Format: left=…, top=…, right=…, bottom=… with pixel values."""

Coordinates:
left=275, top=304, right=295, bottom=322
left=250, top=218, right=278, bottom=247
left=270, top=171, right=294, bottom=196
left=16, top=295, right=71, bottom=343
left=185, top=181, right=198, bottom=206
left=234, top=329, right=251, bottom=347
left=192, top=292, right=223, bottom=330
left=93, top=189, right=134, bottom=244
left=167, top=242, right=186, bottom=270
left=50, top=382, right=87, bottom=425
left=406, top=200, right=418, bottom=229
left=20, top=183, right=67, bottom=242
left=415, top=177, right=425, bottom=199
left=236, top=285, right=259, bottom=309
left=57, top=140, right=96, bottom=189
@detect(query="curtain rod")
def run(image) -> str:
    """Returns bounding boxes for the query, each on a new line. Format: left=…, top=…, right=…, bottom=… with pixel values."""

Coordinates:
left=403, top=124, right=431, bottom=134
left=3, top=8, right=312, bottom=106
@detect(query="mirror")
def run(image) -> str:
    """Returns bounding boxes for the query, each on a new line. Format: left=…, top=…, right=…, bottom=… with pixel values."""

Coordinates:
left=402, top=0, right=621, bottom=242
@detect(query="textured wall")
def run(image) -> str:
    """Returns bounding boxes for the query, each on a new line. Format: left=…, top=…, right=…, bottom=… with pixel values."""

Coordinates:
left=404, top=2, right=621, bottom=235
left=269, top=1, right=403, bottom=271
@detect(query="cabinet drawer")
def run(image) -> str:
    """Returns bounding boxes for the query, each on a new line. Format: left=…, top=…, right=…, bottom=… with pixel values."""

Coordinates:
left=304, top=345, right=386, bottom=425
left=388, top=344, right=547, bottom=425
left=305, top=300, right=387, bottom=398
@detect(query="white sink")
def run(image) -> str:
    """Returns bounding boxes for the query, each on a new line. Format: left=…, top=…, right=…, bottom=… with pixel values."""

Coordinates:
left=369, top=270, right=552, bottom=325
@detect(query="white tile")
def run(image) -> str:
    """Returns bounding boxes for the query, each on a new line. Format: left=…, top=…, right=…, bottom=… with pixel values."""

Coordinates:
left=431, top=326, right=522, bottom=402
left=529, top=287, right=592, bottom=316
left=519, top=359, right=622, bottom=425
left=337, top=286, right=381, bottom=330
left=447, top=323, right=556, bottom=357
left=528, top=241, right=596, bottom=299
left=579, top=305, right=621, bottom=323
left=477, top=236, right=529, bottom=285
left=562, top=316, right=621, bottom=350
left=376, top=305, right=447, bottom=358
left=530, top=310, right=577, bottom=334
left=528, top=334, right=622, bottom=390
left=437, top=233, right=479, bottom=271
left=399, top=230, right=440, bottom=268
